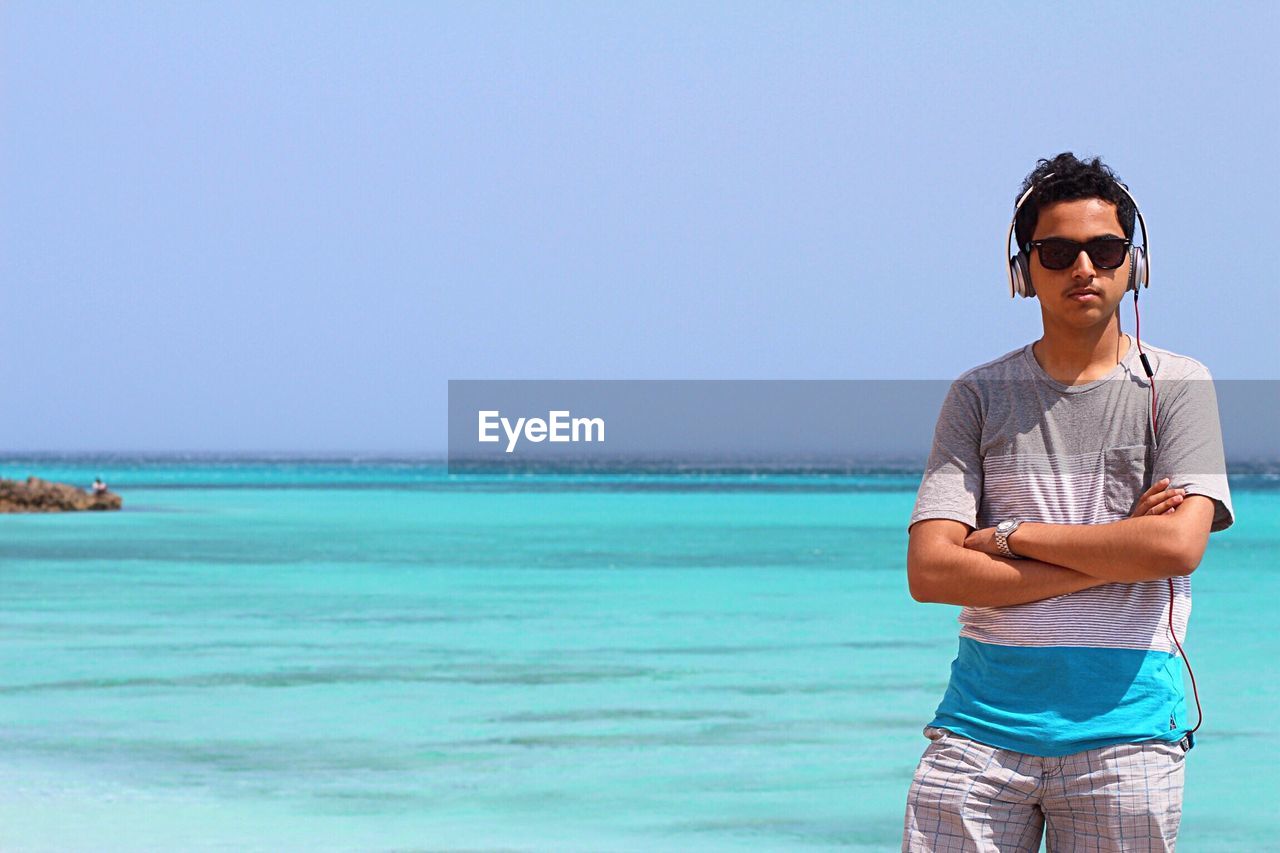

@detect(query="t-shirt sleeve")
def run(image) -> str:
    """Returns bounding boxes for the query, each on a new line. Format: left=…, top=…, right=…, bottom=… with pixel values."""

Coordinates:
left=908, top=378, right=983, bottom=532
left=1151, top=363, right=1234, bottom=533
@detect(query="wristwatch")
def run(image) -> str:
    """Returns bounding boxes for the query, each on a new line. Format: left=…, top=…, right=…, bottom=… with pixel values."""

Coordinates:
left=994, top=519, right=1024, bottom=559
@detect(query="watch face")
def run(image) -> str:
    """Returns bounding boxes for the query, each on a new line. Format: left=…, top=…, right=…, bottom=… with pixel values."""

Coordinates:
left=998, top=521, right=1014, bottom=533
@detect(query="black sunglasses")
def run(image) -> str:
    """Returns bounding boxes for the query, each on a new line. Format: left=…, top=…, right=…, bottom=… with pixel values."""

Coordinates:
left=1023, top=237, right=1131, bottom=270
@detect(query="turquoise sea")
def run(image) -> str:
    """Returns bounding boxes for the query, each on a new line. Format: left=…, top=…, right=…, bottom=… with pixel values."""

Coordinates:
left=1, top=458, right=1276, bottom=852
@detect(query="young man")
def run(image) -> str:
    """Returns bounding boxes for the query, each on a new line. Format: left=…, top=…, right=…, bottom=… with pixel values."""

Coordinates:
left=900, top=152, right=1234, bottom=852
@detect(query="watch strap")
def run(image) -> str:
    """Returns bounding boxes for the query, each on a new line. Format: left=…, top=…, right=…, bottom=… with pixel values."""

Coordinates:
left=995, top=521, right=1023, bottom=559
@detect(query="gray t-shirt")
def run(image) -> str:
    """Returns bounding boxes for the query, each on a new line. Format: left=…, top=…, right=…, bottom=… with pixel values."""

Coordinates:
left=906, top=337, right=1234, bottom=755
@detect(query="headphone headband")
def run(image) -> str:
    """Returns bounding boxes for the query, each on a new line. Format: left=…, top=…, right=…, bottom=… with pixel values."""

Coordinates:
left=1006, top=171, right=1150, bottom=298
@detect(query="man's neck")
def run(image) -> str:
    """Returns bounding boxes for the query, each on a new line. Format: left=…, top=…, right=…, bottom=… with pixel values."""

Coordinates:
left=1031, top=318, right=1131, bottom=386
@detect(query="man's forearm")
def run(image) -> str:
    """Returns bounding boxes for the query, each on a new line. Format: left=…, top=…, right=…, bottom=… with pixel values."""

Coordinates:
left=1008, top=516, right=1190, bottom=583
left=914, top=542, right=1108, bottom=607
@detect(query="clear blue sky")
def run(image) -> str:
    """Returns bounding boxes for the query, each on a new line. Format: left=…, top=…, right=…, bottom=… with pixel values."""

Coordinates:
left=3, top=2, right=1277, bottom=452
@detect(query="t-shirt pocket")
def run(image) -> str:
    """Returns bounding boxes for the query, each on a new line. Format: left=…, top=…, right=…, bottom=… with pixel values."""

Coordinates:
left=1103, top=444, right=1150, bottom=517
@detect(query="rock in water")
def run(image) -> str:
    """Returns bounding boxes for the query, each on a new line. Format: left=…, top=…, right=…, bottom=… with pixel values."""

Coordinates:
left=0, top=476, right=123, bottom=513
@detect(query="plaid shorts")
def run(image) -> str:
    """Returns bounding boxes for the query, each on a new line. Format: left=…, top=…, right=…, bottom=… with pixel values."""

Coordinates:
left=902, top=725, right=1190, bottom=852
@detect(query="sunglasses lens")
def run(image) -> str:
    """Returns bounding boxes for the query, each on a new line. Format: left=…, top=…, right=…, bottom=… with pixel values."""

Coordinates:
left=1039, top=242, right=1078, bottom=269
left=1088, top=240, right=1128, bottom=269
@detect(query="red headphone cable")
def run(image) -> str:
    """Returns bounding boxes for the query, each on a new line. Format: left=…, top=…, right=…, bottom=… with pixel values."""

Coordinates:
left=1133, top=289, right=1202, bottom=743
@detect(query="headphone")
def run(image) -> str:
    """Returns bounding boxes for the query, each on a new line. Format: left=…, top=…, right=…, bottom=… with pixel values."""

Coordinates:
left=1005, top=172, right=1151, bottom=299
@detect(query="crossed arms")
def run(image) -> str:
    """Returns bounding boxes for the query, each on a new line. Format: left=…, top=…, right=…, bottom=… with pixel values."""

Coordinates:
left=907, top=489, right=1216, bottom=607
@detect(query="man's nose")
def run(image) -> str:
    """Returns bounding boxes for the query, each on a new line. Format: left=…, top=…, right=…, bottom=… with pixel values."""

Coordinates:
left=1071, top=249, right=1096, bottom=278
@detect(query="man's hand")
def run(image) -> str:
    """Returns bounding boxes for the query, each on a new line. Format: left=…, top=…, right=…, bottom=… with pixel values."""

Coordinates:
left=963, top=526, right=1002, bottom=556
left=1128, top=477, right=1186, bottom=518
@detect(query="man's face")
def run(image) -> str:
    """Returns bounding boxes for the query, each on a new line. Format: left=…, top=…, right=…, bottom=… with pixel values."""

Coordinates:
left=1028, top=198, right=1130, bottom=329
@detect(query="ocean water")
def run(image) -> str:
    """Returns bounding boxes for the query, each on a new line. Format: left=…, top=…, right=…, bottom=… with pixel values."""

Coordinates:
left=0, top=458, right=1276, bottom=852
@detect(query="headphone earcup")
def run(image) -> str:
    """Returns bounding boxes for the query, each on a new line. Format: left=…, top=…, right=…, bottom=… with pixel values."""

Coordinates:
left=1011, top=252, right=1035, bottom=298
left=1129, top=245, right=1147, bottom=293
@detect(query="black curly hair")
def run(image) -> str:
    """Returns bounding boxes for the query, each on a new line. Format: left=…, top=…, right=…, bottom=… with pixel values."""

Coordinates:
left=1014, top=152, right=1137, bottom=251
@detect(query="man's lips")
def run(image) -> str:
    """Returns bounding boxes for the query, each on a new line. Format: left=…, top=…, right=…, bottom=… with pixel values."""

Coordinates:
left=1067, top=288, right=1101, bottom=301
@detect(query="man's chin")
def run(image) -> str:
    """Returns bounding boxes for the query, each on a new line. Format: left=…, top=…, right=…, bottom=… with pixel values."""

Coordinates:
left=1039, top=312, right=1122, bottom=336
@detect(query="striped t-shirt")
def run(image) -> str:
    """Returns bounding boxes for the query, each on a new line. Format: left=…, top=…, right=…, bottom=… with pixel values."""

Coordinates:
left=908, top=338, right=1234, bottom=757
